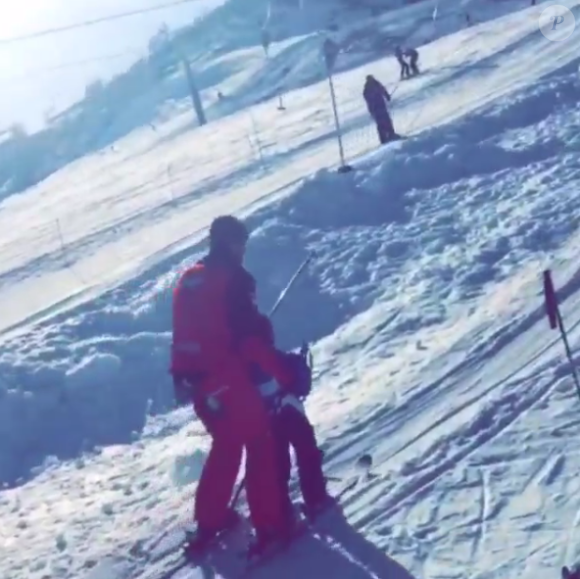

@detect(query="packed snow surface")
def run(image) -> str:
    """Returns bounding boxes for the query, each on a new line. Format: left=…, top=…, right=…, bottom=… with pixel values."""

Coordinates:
left=1, top=1, right=580, bottom=578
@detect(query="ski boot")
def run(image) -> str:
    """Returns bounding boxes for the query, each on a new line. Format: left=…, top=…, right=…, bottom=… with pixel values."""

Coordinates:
left=302, top=494, right=338, bottom=523
left=245, top=528, right=290, bottom=566
left=245, top=510, right=305, bottom=566
left=183, top=526, right=219, bottom=560
left=183, top=508, right=241, bottom=560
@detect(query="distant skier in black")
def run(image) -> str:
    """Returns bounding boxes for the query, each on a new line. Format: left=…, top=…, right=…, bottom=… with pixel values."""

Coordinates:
left=394, top=46, right=410, bottom=80
left=363, top=74, right=401, bottom=145
left=405, top=47, right=420, bottom=76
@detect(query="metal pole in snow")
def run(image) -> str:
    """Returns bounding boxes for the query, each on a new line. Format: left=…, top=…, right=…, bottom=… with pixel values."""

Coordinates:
left=182, top=58, right=207, bottom=126
left=556, top=306, right=580, bottom=400
left=277, top=92, right=285, bottom=111
left=543, top=269, right=580, bottom=401
left=248, top=109, right=266, bottom=171
left=322, top=37, right=352, bottom=173
left=327, top=72, right=347, bottom=170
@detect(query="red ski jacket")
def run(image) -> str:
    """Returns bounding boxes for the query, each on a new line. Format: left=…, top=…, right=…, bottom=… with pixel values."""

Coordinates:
left=171, top=251, right=290, bottom=392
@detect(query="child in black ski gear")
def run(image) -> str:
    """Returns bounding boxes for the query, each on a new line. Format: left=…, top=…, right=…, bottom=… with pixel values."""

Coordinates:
left=273, top=393, right=332, bottom=520
left=363, top=74, right=400, bottom=145
left=395, top=46, right=410, bottom=79
left=261, top=348, right=333, bottom=521
left=405, top=47, right=419, bottom=76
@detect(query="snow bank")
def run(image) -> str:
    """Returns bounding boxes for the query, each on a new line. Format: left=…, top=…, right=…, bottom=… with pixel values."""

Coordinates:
left=0, top=65, right=578, bottom=486
left=254, top=67, right=580, bottom=352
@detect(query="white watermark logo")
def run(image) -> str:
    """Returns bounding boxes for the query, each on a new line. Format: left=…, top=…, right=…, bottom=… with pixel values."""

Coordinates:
left=539, top=4, right=576, bottom=42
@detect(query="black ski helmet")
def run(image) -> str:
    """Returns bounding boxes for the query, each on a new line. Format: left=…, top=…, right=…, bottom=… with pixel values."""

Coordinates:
left=209, top=215, right=249, bottom=250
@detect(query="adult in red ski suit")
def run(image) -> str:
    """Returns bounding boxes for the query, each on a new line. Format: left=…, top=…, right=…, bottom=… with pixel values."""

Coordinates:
left=170, top=215, right=295, bottom=550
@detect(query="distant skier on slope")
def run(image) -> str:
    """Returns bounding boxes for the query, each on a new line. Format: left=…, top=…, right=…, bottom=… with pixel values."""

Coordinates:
left=363, top=74, right=401, bottom=145
left=404, top=47, right=420, bottom=76
left=170, top=215, right=300, bottom=558
left=394, top=45, right=410, bottom=80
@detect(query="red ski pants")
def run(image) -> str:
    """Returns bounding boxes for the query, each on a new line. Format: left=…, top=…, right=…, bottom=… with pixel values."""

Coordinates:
left=193, top=363, right=287, bottom=535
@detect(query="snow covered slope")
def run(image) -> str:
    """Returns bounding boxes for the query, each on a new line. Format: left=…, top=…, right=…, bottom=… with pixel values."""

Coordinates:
left=0, top=0, right=573, bottom=339
left=175, top=0, right=553, bottom=113
left=1, top=1, right=580, bottom=578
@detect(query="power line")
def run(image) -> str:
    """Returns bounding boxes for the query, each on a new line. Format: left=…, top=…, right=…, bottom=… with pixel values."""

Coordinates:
left=0, top=0, right=208, bottom=46
left=0, top=49, right=145, bottom=84
left=47, top=50, right=143, bottom=71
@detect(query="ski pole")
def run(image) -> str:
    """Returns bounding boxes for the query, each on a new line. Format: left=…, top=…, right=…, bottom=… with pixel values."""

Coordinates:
left=268, top=251, right=315, bottom=316
left=230, top=252, right=316, bottom=509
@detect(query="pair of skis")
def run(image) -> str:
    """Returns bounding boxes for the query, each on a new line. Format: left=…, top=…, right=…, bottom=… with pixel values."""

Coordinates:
left=156, top=505, right=312, bottom=578
left=155, top=453, right=375, bottom=578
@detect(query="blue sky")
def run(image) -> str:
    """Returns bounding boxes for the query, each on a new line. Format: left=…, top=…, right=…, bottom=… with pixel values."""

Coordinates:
left=0, top=0, right=224, bottom=131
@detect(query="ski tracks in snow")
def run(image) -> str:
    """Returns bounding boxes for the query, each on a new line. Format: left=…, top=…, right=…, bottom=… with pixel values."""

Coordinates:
left=471, top=468, right=490, bottom=560
left=352, top=368, right=559, bottom=528
left=332, top=264, right=580, bottom=547
left=335, top=292, right=580, bottom=564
